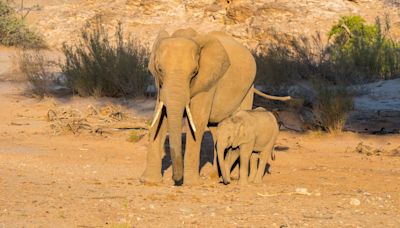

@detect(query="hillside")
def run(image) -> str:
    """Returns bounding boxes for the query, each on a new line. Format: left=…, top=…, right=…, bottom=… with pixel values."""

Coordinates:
left=19, top=0, right=400, bottom=50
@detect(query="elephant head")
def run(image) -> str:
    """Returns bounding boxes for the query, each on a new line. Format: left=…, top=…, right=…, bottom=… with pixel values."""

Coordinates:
left=148, top=29, right=231, bottom=183
left=216, top=117, right=246, bottom=184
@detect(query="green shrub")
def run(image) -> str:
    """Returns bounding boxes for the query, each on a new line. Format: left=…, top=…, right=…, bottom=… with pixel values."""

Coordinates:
left=255, top=15, right=400, bottom=87
left=328, top=15, right=400, bottom=81
left=0, top=0, right=45, bottom=48
left=61, top=21, right=150, bottom=97
left=315, top=84, right=354, bottom=133
left=127, top=130, right=145, bottom=143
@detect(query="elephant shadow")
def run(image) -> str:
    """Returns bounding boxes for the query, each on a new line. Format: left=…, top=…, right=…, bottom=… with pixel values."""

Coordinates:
left=161, top=131, right=215, bottom=176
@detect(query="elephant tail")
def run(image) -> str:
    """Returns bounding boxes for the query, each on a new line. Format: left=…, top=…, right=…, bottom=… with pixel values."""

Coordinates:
left=271, top=147, right=276, bottom=161
left=253, top=88, right=291, bottom=101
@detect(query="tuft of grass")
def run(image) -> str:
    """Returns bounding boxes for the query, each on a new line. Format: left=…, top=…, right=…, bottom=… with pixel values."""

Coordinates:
left=0, top=0, right=45, bottom=48
left=19, top=50, right=55, bottom=97
left=127, top=130, right=145, bottom=143
left=60, top=19, right=151, bottom=98
left=314, top=84, right=354, bottom=133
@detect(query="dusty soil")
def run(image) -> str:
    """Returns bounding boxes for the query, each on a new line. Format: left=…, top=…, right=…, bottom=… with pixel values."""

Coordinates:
left=0, top=82, right=400, bottom=227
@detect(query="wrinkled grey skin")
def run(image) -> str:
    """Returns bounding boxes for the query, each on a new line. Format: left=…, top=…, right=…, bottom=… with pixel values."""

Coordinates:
left=216, top=108, right=279, bottom=185
left=141, top=28, right=289, bottom=185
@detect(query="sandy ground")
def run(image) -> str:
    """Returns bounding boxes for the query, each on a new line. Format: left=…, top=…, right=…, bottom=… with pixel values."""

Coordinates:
left=0, top=82, right=400, bottom=227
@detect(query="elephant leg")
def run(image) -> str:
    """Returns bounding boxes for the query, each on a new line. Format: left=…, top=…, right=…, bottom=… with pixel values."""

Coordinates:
left=238, top=143, right=253, bottom=185
left=141, top=116, right=168, bottom=183
left=184, top=92, right=214, bottom=185
left=228, top=148, right=240, bottom=180
left=249, top=153, right=259, bottom=183
left=225, top=148, right=239, bottom=183
left=208, top=126, right=219, bottom=180
left=254, top=142, right=274, bottom=184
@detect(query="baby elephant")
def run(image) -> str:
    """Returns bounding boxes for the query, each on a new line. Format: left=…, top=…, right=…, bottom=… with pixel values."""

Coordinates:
left=216, top=108, right=279, bottom=185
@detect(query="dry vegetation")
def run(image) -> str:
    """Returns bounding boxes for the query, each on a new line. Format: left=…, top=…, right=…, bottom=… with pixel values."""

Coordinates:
left=0, top=0, right=45, bottom=48
left=60, top=19, right=151, bottom=98
left=255, top=15, right=400, bottom=132
left=18, top=50, right=56, bottom=97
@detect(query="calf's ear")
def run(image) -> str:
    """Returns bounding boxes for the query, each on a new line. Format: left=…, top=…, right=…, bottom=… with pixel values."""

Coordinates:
left=232, top=123, right=246, bottom=148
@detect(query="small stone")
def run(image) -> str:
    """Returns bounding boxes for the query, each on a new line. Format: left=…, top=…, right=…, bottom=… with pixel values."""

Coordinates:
left=350, top=198, right=361, bottom=206
left=295, top=187, right=311, bottom=196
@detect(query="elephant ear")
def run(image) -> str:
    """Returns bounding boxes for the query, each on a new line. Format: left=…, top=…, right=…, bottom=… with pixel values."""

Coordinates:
left=232, top=122, right=246, bottom=148
left=148, top=30, right=169, bottom=79
left=190, top=34, right=230, bottom=96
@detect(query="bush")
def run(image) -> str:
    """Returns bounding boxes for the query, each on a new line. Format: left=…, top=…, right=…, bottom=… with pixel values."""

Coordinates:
left=255, top=15, right=400, bottom=87
left=19, top=50, right=55, bottom=97
left=61, top=21, right=150, bottom=97
left=314, top=84, right=354, bottom=133
left=0, top=0, right=45, bottom=48
left=328, top=15, right=400, bottom=81
left=255, top=32, right=333, bottom=87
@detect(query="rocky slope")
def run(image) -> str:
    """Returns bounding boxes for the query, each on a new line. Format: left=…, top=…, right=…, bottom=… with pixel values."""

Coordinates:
left=21, top=0, right=400, bottom=50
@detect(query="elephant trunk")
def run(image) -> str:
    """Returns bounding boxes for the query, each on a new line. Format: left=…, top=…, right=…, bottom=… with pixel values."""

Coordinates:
left=217, top=142, right=229, bottom=184
left=166, top=102, right=185, bottom=183
left=162, top=77, right=190, bottom=184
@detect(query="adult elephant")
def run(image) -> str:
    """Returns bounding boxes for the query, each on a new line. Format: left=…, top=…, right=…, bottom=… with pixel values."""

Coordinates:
left=141, top=28, right=290, bottom=185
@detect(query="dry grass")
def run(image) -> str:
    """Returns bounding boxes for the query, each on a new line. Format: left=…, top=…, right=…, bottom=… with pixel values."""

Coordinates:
left=60, top=19, right=151, bottom=98
left=18, top=50, right=56, bottom=97
left=315, top=85, right=354, bottom=133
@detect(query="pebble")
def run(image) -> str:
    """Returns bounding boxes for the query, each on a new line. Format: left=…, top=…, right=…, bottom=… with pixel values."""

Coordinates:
left=350, top=198, right=361, bottom=206
left=295, top=187, right=311, bottom=196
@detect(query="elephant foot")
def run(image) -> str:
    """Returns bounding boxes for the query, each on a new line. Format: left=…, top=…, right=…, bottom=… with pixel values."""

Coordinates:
left=140, top=171, right=162, bottom=185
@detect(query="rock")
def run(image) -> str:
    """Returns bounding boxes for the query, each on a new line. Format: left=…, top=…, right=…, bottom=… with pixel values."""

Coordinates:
left=225, top=206, right=233, bottom=212
left=225, top=3, right=254, bottom=24
left=390, top=146, right=400, bottom=156
left=350, top=198, right=361, bottom=206
left=295, top=187, right=311, bottom=196
left=354, top=142, right=383, bottom=156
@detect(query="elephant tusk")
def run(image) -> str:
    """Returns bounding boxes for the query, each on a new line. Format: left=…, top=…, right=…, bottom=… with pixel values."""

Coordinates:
left=185, top=104, right=196, bottom=133
left=150, top=101, right=164, bottom=128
